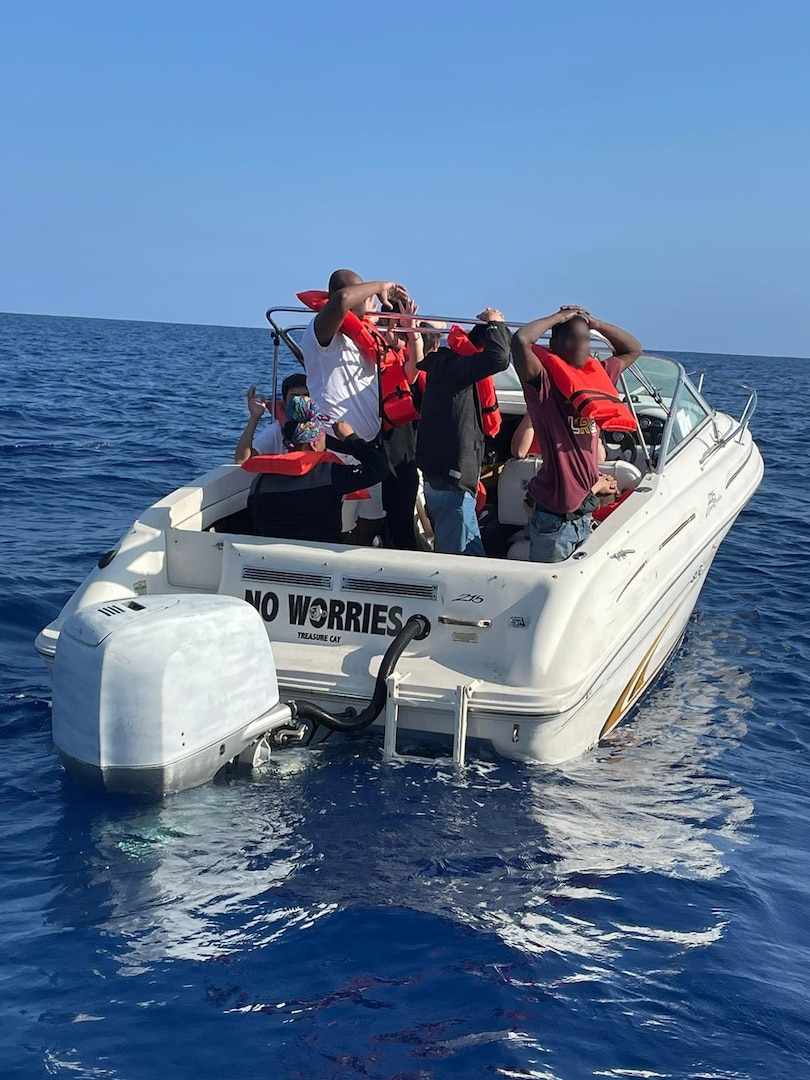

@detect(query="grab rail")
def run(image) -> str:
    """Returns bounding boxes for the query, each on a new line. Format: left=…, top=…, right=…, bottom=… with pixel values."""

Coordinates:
left=699, top=386, right=758, bottom=465
left=265, top=305, right=613, bottom=341
left=266, top=305, right=527, bottom=329
left=266, top=311, right=305, bottom=364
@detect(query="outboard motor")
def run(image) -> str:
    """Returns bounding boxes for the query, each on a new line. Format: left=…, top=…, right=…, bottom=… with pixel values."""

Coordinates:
left=52, top=594, right=293, bottom=795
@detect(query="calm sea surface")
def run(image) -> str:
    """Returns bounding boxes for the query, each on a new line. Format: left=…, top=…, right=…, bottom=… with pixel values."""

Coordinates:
left=1, top=312, right=808, bottom=1079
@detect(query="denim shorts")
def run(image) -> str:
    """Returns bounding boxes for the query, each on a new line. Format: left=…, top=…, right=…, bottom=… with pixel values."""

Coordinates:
left=528, top=508, right=593, bottom=563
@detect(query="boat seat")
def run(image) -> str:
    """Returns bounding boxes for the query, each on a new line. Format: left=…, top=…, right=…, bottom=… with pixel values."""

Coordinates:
left=597, top=459, right=643, bottom=492
left=503, top=459, right=642, bottom=561
left=506, top=533, right=531, bottom=561
left=497, top=455, right=543, bottom=525
left=499, top=457, right=640, bottom=526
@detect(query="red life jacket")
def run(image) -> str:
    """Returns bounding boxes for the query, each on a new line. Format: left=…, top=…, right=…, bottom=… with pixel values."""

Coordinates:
left=530, top=345, right=636, bottom=432
left=242, top=451, right=369, bottom=499
left=592, top=488, right=633, bottom=523
left=296, top=290, right=419, bottom=431
left=271, top=398, right=286, bottom=426
left=445, top=325, right=502, bottom=438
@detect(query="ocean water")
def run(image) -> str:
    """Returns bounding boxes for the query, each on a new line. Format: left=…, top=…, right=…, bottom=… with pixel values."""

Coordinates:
left=1, top=311, right=808, bottom=1080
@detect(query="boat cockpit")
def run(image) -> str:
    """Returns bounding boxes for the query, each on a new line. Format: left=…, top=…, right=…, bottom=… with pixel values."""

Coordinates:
left=192, top=307, right=756, bottom=562
left=114, top=307, right=760, bottom=591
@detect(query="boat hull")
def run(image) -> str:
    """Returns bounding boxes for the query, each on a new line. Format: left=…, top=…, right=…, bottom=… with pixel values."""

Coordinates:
left=36, top=414, right=763, bottom=769
left=277, top=529, right=719, bottom=763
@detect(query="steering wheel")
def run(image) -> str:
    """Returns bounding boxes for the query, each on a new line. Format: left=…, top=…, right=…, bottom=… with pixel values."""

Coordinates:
left=604, top=429, right=636, bottom=460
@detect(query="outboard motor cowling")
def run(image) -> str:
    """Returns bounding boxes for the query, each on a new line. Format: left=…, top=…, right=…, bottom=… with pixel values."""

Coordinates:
left=52, top=594, right=291, bottom=795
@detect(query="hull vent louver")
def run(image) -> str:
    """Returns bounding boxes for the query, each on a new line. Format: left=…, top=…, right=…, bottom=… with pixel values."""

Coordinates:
left=341, top=577, right=438, bottom=601
left=99, top=604, right=125, bottom=616
left=242, top=567, right=333, bottom=590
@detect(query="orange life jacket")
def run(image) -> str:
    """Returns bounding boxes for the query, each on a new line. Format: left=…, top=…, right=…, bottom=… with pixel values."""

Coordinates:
left=297, top=290, right=419, bottom=431
left=445, top=325, right=502, bottom=438
left=530, top=345, right=636, bottom=432
left=242, top=451, right=369, bottom=498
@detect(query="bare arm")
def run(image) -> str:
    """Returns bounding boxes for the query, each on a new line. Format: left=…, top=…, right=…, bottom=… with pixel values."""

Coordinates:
left=401, top=297, right=423, bottom=383
left=511, top=308, right=585, bottom=383
left=510, top=413, right=536, bottom=459
left=313, top=280, right=406, bottom=346
left=588, top=317, right=642, bottom=372
left=234, top=386, right=266, bottom=464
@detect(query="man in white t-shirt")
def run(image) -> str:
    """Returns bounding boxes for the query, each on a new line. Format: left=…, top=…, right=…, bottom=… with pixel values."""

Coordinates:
left=300, top=269, right=408, bottom=545
left=234, top=373, right=308, bottom=464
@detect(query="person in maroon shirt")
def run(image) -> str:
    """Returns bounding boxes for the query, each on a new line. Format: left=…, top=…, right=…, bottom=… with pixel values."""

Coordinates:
left=511, top=307, right=642, bottom=562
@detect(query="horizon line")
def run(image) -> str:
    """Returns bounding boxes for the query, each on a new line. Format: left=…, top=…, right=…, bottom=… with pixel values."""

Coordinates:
left=1, top=309, right=806, bottom=362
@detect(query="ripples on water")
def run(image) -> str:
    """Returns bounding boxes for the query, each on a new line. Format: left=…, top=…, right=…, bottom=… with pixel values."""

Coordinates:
left=1, top=313, right=808, bottom=1078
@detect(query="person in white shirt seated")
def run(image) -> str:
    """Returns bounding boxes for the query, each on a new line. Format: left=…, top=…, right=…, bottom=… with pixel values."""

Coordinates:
left=234, top=373, right=308, bottom=464
left=300, top=268, right=408, bottom=545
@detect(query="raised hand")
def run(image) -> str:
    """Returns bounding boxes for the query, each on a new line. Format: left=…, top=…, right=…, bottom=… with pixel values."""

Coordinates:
left=246, top=385, right=267, bottom=420
left=377, top=282, right=409, bottom=308
left=332, top=420, right=355, bottom=441
left=558, top=306, right=590, bottom=322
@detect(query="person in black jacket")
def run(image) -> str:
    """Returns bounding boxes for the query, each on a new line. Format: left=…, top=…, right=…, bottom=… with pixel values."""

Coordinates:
left=248, top=398, right=389, bottom=543
left=415, top=308, right=511, bottom=555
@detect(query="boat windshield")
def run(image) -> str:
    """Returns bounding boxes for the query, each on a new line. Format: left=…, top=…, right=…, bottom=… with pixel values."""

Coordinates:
left=624, top=355, right=714, bottom=468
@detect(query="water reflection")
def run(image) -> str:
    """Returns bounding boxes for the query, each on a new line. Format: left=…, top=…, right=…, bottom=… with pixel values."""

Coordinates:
left=76, top=756, right=321, bottom=973
left=543, top=639, right=753, bottom=881
left=45, top=612, right=754, bottom=983
left=470, top=615, right=754, bottom=964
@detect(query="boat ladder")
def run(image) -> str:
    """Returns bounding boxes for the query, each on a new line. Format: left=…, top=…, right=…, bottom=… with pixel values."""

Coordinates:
left=382, top=671, right=482, bottom=766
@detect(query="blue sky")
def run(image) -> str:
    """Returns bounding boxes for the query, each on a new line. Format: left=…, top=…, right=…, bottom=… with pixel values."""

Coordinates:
left=2, top=0, right=808, bottom=355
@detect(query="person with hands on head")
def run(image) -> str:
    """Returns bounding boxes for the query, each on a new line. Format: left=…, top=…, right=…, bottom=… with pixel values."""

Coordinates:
left=300, top=269, right=410, bottom=545
left=234, top=373, right=309, bottom=464
left=416, top=307, right=512, bottom=556
left=246, top=397, right=390, bottom=543
left=511, top=306, right=641, bottom=562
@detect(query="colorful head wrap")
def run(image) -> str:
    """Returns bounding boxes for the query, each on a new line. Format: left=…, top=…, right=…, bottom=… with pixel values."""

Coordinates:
left=285, top=395, right=329, bottom=446
left=291, top=419, right=324, bottom=445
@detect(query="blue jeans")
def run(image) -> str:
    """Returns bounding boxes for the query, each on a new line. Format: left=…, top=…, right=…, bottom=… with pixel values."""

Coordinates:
left=529, top=508, right=592, bottom=562
left=425, top=483, right=484, bottom=556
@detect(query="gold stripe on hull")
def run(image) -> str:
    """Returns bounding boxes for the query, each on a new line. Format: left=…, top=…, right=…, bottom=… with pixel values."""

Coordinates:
left=600, top=602, right=685, bottom=738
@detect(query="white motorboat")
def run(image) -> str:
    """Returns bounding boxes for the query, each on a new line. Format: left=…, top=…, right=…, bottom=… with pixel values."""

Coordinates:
left=35, top=310, right=763, bottom=793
